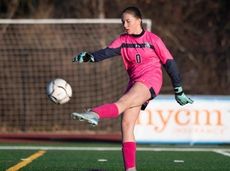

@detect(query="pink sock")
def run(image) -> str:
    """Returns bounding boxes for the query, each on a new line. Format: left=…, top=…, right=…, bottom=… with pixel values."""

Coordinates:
left=91, top=103, right=119, bottom=119
left=122, top=142, right=136, bottom=170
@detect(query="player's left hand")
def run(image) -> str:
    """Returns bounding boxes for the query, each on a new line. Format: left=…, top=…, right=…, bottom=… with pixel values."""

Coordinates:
left=72, top=52, right=95, bottom=63
left=174, top=86, right=193, bottom=106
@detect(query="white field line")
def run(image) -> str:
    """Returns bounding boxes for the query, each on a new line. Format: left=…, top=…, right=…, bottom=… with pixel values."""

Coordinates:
left=214, top=150, right=230, bottom=157
left=0, top=146, right=229, bottom=152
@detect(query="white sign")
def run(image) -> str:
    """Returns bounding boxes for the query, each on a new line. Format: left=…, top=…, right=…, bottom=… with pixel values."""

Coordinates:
left=134, top=95, right=230, bottom=144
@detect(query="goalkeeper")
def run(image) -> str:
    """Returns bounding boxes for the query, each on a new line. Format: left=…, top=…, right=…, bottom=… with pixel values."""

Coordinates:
left=72, top=6, right=193, bottom=171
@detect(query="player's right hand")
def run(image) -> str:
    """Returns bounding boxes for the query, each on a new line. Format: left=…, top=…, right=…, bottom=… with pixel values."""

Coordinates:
left=72, top=52, right=95, bottom=63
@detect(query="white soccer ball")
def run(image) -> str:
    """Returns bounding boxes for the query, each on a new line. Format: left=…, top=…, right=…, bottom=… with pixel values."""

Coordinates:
left=46, top=78, right=72, bottom=104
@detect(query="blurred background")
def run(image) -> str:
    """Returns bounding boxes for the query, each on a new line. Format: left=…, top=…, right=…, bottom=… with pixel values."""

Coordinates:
left=1, top=0, right=229, bottom=93
left=0, top=0, right=229, bottom=142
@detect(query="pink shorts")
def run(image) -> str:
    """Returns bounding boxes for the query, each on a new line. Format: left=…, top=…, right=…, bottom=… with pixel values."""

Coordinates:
left=124, top=81, right=159, bottom=109
left=125, top=79, right=157, bottom=110
left=126, top=76, right=162, bottom=97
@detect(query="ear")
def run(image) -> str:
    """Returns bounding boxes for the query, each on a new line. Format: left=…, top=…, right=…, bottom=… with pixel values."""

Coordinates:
left=138, top=18, right=142, bottom=23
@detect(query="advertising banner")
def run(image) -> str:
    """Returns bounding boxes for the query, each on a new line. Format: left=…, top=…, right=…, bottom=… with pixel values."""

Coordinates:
left=134, top=95, right=230, bottom=144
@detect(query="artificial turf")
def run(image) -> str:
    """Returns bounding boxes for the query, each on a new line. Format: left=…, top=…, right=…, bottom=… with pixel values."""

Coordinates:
left=1, top=143, right=230, bottom=171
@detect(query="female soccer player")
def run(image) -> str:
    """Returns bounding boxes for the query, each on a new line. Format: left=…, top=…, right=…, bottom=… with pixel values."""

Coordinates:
left=72, top=6, right=193, bottom=171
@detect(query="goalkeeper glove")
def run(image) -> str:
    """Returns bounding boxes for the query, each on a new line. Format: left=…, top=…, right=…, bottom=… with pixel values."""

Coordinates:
left=174, top=86, right=193, bottom=106
left=73, top=52, right=95, bottom=63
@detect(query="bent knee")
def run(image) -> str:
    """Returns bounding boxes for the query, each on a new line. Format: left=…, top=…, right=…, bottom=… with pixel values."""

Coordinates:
left=116, top=94, right=144, bottom=111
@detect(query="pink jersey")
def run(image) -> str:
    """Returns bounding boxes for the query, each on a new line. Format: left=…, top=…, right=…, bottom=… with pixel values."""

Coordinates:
left=108, top=31, right=173, bottom=95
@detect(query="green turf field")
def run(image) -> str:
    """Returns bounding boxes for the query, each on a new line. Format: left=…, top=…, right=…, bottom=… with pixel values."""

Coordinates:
left=0, top=142, right=230, bottom=171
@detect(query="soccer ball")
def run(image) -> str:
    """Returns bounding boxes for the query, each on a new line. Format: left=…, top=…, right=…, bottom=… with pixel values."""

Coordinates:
left=46, top=78, right=72, bottom=104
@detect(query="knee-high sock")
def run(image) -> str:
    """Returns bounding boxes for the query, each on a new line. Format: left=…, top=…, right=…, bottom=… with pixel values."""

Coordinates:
left=122, top=142, right=136, bottom=170
left=92, top=103, right=119, bottom=119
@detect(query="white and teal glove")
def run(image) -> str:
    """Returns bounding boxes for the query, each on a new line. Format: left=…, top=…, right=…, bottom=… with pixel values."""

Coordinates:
left=174, top=86, right=193, bottom=106
left=72, top=52, right=95, bottom=63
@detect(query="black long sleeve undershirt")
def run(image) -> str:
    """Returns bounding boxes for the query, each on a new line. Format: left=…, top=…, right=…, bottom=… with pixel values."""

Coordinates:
left=91, top=47, right=121, bottom=62
left=163, top=59, right=182, bottom=87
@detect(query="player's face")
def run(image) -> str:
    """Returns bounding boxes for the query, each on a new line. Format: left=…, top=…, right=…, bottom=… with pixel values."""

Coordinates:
left=122, top=13, right=142, bottom=35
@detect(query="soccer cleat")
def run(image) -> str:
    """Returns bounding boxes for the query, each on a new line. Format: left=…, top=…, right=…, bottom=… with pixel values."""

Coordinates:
left=71, top=111, right=99, bottom=126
